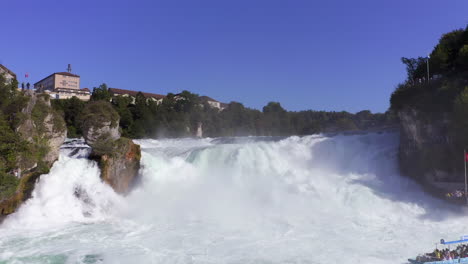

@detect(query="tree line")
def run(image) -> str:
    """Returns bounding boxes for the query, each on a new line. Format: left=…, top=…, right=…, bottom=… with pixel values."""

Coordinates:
left=52, top=84, right=395, bottom=139
left=391, top=25, right=468, bottom=113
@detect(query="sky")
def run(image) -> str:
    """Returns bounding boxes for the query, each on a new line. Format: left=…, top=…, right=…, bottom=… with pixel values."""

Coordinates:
left=1, top=0, right=467, bottom=113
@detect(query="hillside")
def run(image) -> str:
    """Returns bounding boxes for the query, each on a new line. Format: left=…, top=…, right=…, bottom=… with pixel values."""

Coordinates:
left=390, top=25, right=468, bottom=197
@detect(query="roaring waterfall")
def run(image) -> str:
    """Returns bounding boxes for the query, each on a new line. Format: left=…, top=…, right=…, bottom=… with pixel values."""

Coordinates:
left=1, top=132, right=467, bottom=264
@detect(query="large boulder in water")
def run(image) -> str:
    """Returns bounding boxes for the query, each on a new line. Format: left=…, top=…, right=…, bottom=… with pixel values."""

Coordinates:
left=81, top=101, right=120, bottom=146
left=95, top=138, right=141, bottom=194
left=81, top=101, right=141, bottom=194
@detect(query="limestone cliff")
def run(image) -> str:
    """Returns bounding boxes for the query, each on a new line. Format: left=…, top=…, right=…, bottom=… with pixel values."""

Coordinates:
left=93, top=138, right=141, bottom=194
left=0, top=92, right=67, bottom=217
left=398, top=107, right=463, bottom=198
left=16, top=93, right=67, bottom=167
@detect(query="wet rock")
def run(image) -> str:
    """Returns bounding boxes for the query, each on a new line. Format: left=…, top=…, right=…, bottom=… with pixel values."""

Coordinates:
left=92, top=138, right=141, bottom=194
left=80, top=101, right=141, bottom=194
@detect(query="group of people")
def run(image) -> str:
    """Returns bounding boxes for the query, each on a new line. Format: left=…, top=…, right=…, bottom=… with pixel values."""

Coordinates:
left=446, top=190, right=466, bottom=198
left=416, top=245, right=468, bottom=262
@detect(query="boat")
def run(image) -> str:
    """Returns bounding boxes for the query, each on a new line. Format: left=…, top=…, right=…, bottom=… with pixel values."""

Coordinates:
left=408, top=237, right=468, bottom=264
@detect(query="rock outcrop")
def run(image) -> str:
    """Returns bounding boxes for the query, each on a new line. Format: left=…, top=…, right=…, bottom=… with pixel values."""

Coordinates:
left=81, top=101, right=120, bottom=145
left=97, top=138, right=141, bottom=194
left=18, top=93, right=67, bottom=165
left=398, top=107, right=463, bottom=198
left=81, top=101, right=141, bottom=194
left=0, top=92, right=67, bottom=218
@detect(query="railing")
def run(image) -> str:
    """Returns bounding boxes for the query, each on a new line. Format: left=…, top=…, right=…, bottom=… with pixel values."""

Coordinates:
left=423, top=257, right=468, bottom=264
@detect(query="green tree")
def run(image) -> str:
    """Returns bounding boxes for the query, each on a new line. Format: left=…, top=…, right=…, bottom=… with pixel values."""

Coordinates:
left=52, top=96, right=85, bottom=137
left=453, top=86, right=468, bottom=146
left=401, top=57, right=426, bottom=83
left=91, top=83, right=111, bottom=101
left=457, top=45, right=468, bottom=71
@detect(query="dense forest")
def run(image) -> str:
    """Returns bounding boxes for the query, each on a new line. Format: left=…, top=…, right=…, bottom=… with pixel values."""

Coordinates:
left=52, top=84, right=396, bottom=139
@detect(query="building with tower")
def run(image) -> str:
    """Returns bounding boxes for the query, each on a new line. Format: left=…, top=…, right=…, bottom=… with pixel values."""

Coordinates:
left=34, top=65, right=90, bottom=100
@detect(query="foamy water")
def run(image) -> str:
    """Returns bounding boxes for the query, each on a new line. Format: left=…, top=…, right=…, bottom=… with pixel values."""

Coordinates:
left=0, top=133, right=466, bottom=264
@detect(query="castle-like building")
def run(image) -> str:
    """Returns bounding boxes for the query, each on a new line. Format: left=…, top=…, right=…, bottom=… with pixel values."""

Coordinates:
left=34, top=65, right=90, bottom=100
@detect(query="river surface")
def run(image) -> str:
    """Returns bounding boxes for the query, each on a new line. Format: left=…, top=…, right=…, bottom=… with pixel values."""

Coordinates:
left=1, top=133, right=467, bottom=264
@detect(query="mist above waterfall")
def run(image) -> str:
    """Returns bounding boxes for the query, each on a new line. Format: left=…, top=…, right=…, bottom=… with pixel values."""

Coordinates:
left=1, top=133, right=466, bottom=264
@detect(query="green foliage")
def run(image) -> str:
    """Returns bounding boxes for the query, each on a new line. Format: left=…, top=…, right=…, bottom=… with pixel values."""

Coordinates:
left=92, top=86, right=394, bottom=138
left=0, top=73, right=29, bottom=199
left=31, top=98, right=50, bottom=134
left=55, top=83, right=395, bottom=140
left=30, top=96, right=65, bottom=135
left=52, top=96, right=85, bottom=137
left=0, top=113, right=26, bottom=172
left=0, top=171, right=19, bottom=200
left=90, top=133, right=116, bottom=156
left=391, top=26, right=468, bottom=113
left=429, top=28, right=468, bottom=76
left=389, top=25, right=468, bottom=177
left=81, top=100, right=119, bottom=130
left=401, top=57, right=427, bottom=83
left=452, top=86, right=468, bottom=146
left=457, top=45, right=468, bottom=71
left=90, top=83, right=111, bottom=102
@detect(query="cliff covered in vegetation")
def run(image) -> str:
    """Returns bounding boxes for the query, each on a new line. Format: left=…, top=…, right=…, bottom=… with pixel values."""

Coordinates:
left=390, top=25, right=468, bottom=196
left=0, top=78, right=67, bottom=218
left=0, top=85, right=143, bottom=219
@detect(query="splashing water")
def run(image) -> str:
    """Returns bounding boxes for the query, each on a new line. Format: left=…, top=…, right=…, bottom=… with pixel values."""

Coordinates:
left=1, top=133, right=467, bottom=264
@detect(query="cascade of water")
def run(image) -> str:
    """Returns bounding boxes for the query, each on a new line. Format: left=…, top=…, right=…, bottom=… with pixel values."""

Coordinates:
left=0, top=133, right=465, bottom=264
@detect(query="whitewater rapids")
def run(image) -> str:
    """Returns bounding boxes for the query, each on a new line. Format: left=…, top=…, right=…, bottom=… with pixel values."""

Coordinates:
left=0, top=133, right=467, bottom=264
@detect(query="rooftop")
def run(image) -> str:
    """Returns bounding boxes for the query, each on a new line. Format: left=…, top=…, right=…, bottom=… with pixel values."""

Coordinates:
left=34, top=72, right=80, bottom=85
left=55, top=72, right=79, bottom=77
left=200, top=96, right=219, bottom=102
left=109, top=88, right=165, bottom=100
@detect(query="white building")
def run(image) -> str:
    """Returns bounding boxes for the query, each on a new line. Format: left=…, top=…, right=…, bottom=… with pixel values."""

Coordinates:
left=34, top=71, right=90, bottom=100
left=200, top=96, right=225, bottom=111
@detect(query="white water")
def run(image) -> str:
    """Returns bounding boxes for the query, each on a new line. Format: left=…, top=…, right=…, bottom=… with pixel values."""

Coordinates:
left=1, top=133, right=467, bottom=264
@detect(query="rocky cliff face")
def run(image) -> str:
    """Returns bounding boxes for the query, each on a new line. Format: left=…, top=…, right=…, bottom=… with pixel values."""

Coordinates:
left=16, top=93, right=67, bottom=166
left=81, top=101, right=120, bottom=146
left=81, top=101, right=141, bottom=194
left=398, top=107, right=462, bottom=197
left=0, top=93, right=67, bottom=218
left=83, top=120, right=120, bottom=146
left=97, top=138, right=141, bottom=194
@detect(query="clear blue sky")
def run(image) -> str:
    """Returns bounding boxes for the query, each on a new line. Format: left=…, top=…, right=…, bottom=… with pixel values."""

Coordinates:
left=1, top=0, right=467, bottom=113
